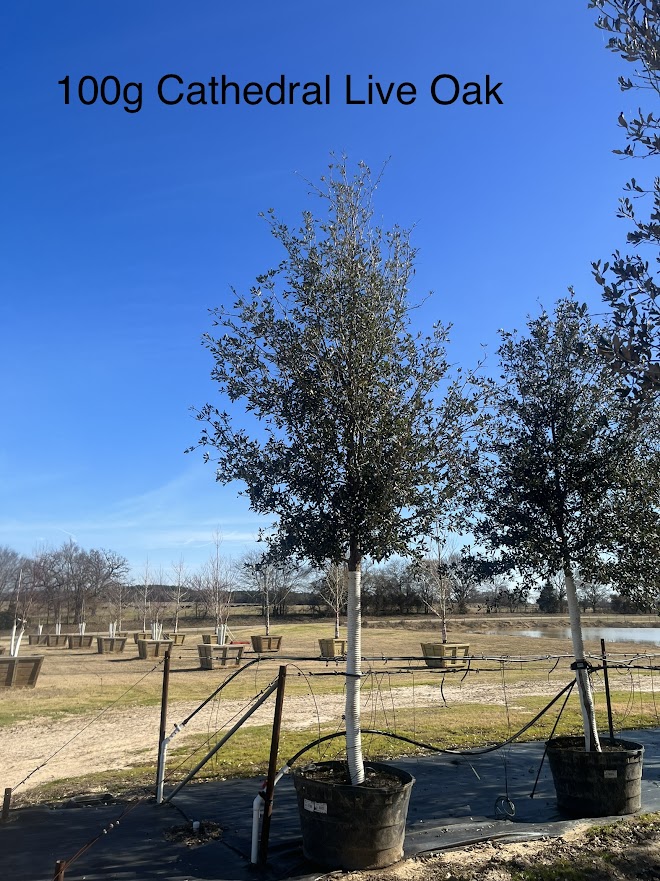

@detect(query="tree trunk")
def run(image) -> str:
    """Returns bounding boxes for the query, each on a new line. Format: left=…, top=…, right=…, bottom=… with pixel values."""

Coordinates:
left=346, top=547, right=364, bottom=785
left=264, top=575, right=270, bottom=636
left=334, top=606, right=340, bottom=640
left=564, top=565, right=601, bottom=752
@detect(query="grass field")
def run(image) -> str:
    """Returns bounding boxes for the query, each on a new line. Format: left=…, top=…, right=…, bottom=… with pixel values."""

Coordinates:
left=2, top=616, right=659, bottom=804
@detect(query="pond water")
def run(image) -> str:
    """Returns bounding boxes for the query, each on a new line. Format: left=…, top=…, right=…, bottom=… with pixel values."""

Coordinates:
left=498, top=627, right=660, bottom=645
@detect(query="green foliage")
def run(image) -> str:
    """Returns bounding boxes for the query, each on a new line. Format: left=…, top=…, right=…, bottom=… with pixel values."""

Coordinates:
left=589, top=0, right=660, bottom=398
left=191, top=161, right=474, bottom=567
left=610, top=591, right=655, bottom=613
left=468, top=297, right=660, bottom=593
left=537, top=581, right=559, bottom=613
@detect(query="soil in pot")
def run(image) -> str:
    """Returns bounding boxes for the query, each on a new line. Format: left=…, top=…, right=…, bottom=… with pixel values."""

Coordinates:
left=547, top=735, right=644, bottom=818
left=292, top=760, right=414, bottom=871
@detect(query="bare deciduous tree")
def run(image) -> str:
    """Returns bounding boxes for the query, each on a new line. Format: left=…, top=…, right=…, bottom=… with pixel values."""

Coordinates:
left=197, top=535, right=234, bottom=639
left=316, top=562, right=347, bottom=638
left=170, top=557, right=189, bottom=633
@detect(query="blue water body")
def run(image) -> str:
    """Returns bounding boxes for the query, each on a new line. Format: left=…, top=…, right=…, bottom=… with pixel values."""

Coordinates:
left=506, top=627, right=660, bottom=645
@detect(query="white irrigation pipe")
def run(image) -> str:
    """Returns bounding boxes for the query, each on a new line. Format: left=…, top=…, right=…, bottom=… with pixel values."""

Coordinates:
left=155, top=661, right=271, bottom=805
left=156, top=724, right=183, bottom=804
left=250, top=766, right=290, bottom=864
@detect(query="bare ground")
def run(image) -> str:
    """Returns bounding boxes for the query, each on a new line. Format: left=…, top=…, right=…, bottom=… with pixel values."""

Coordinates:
left=343, top=818, right=660, bottom=881
left=0, top=679, right=566, bottom=794
left=3, top=623, right=660, bottom=881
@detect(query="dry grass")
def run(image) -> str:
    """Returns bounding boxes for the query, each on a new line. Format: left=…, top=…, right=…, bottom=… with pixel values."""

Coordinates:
left=2, top=617, right=659, bottom=802
left=2, top=617, right=658, bottom=726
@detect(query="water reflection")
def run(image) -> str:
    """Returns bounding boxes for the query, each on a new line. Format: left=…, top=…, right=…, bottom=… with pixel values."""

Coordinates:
left=504, top=627, right=660, bottom=645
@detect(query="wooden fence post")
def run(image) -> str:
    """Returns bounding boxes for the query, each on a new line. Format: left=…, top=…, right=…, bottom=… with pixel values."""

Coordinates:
left=1, top=788, right=11, bottom=822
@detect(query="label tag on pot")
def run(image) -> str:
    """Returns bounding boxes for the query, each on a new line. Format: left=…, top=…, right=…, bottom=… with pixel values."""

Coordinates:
left=604, top=770, right=618, bottom=779
left=304, top=799, right=327, bottom=813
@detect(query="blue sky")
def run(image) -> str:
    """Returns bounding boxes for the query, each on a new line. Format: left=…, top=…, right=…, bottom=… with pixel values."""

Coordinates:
left=0, top=2, right=639, bottom=577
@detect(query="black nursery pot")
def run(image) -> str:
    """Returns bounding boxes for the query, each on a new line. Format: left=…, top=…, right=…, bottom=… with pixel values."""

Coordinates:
left=292, top=760, right=414, bottom=871
left=546, top=735, right=644, bottom=818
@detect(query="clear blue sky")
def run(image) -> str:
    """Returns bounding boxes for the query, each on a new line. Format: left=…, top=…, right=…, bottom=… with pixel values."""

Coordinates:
left=0, top=2, right=637, bottom=577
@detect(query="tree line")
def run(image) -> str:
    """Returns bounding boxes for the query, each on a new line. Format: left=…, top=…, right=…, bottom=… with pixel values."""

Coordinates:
left=1, top=536, right=654, bottom=636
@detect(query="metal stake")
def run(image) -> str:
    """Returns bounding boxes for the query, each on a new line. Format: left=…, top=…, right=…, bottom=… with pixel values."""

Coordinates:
left=164, top=677, right=280, bottom=802
left=259, top=665, right=287, bottom=865
left=601, top=638, right=615, bottom=744
left=155, top=646, right=172, bottom=798
left=2, top=788, right=11, bottom=822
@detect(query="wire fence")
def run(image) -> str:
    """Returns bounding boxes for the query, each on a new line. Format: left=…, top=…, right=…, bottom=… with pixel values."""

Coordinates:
left=8, top=646, right=660, bottom=879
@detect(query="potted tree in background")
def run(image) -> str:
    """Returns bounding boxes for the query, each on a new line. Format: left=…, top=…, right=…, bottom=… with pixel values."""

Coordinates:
left=190, top=160, right=475, bottom=869
left=164, top=556, right=188, bottom=644
left=133, top=560, right=152, bottom=643
left=197, top=533, right=234, bottom=646
left=418, top=537, right=470, bottom=670
left=1, top=566, right=43, bottom=689
left=240, top=553, right=286, bottom=652
left=317, top=562, right=348, bottom=658
left=468, top=298, right=660, bottom=817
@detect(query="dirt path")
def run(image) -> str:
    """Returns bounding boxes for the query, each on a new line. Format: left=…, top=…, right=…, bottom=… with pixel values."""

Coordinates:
left=344, top=817, right=660, bottom=881
left=0, top=680, right=565, bottom=794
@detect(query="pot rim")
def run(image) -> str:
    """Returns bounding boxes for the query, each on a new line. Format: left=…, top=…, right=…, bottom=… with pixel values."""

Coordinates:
left=546, top=735, right=644, bottom=753
left=291, top=759, right=415, bottom=791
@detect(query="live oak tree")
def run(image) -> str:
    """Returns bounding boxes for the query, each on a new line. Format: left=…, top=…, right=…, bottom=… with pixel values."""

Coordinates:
left=469, top=297, right=660, bottom=750
left=537, top=581, right=560, bottom=614
left=191, top=161, right=474, bottom=784
left=590, top=0, right=660, bottom=397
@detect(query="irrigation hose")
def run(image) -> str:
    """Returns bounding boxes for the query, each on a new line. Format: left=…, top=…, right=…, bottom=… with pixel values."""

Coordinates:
left=284, top=679, right=577, bottom=769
